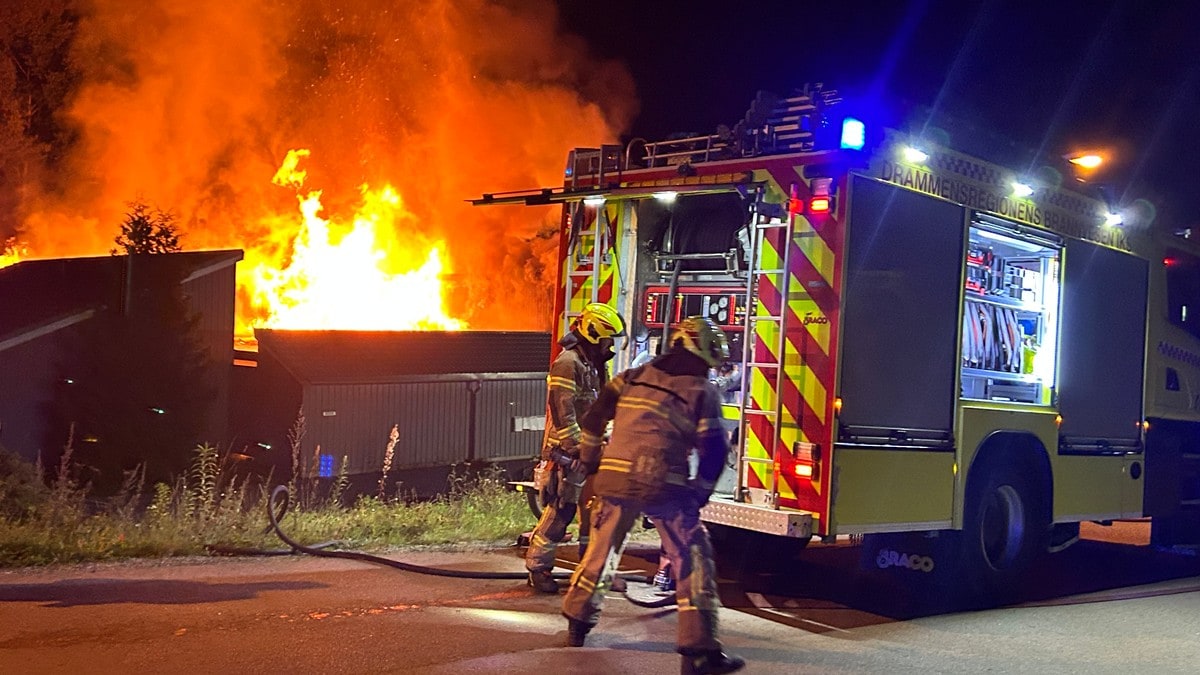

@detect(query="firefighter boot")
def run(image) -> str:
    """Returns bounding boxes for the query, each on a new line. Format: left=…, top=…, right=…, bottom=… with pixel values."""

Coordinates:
left=653, top=566, right=676, bottom=593
left=680, top=650, right=746, bottom=675
left=566, top=617, right=592, bottom=647
left=527, top=570, right=559, bottom=594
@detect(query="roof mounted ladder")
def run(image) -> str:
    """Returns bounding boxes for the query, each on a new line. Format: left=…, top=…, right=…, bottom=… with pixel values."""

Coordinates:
left=566, top=145, right=623, bottom=188
left=640, top=84, right=842, bottom=167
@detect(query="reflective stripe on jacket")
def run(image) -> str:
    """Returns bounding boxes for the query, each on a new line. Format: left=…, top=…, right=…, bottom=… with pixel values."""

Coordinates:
left=540, top=336, right=602, bottom=459
left=578, top=362, right=728, bottom=503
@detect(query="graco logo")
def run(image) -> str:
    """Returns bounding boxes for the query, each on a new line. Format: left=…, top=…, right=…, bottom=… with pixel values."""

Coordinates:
left=876, top=548, right=935, bottom=572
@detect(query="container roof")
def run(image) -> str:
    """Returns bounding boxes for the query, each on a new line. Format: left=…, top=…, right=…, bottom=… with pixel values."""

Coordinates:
left=0, top=250, right=242, bottom=350
left=254, top=329, right=552, bottom=383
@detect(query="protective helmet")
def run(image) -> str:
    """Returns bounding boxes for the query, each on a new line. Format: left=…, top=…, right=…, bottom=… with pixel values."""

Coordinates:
left=575, top=303, right=626, bottom=344
left=671, top=316, right=730, bottom=367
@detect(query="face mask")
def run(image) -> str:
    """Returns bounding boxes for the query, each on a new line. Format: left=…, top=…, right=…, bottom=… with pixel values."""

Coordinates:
left=596, top=337, right=616, bottom=363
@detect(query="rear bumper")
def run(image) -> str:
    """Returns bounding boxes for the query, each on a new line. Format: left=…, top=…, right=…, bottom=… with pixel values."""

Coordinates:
left=700, top=497, right=813, bottom=538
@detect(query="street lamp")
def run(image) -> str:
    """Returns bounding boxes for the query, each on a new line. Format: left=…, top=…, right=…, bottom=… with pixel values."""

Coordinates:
left=1064, top=151, right=1109, bottom=185
left=1067, top=153, right=1104, bottom=170
left=1062, top=149, right=1147, bottom=227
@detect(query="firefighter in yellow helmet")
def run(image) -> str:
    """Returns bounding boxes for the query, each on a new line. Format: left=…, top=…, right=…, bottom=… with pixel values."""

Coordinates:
left=525, top=302, right=626, bottom=594
left=562, top=316, right=745, bottom=675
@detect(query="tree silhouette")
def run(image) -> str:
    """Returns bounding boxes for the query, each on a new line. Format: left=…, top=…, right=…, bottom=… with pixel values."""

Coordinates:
left=112, top=199, right=182, bottom=255
left=0, top=2, right=79, bottom=240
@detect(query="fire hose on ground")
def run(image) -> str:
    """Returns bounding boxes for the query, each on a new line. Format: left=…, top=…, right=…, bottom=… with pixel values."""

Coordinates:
left=206, top=483, right=677, bottom=608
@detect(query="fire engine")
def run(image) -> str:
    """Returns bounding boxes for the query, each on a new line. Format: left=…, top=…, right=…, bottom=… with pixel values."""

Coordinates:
left=473, top=85, right=1200, bottom=593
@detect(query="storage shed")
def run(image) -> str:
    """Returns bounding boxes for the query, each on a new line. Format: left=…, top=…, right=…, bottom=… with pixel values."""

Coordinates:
left=0, top=250, right=242, bottom=466
left=240, top=330, right=551, bottom=489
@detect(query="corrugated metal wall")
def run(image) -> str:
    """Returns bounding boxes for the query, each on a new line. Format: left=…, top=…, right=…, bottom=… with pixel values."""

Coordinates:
left=181, top=268, right=236, bottom=449
left=475, top=377, right=546, bottom=461
left=300, top=373, right=545, bottom=476
left=0, top=333, right=66, bottom=464
left=182, top=269, right=236, bottom=364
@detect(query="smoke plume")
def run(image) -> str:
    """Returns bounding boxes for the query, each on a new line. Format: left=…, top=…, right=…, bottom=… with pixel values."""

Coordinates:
left=15, top=0, right=636, bottom=330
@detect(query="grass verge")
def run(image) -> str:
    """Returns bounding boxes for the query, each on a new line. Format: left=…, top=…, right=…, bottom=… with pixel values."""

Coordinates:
left=0, top=443, right=534, bottom=568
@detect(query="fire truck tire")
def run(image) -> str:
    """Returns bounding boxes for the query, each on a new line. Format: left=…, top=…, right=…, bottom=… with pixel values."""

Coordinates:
left=961, top=456, right=1049, bottom=599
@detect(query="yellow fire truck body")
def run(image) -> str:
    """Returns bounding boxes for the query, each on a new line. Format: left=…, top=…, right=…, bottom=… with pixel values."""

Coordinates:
left=475, top=87, right=1200, bottom=585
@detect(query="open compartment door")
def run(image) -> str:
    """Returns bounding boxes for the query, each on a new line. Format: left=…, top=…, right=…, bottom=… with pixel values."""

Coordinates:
left=1057, top=239, right=1148, bottom=453
left=832, top=176, right=963, bottom=532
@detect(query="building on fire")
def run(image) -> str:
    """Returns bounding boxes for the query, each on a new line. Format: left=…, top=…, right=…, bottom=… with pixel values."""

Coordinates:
left=1, top=250, right=552, bottom=497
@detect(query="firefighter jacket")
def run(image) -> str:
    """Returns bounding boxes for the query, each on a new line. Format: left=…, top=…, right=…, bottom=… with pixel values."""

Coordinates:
left=541, top=332, right=604, bottom=460
left=576, top=350, right=729, bottom=505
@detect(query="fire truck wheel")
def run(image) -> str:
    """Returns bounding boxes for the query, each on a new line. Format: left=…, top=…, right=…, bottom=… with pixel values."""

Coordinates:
left=961, top=457, right=1049, bottom=599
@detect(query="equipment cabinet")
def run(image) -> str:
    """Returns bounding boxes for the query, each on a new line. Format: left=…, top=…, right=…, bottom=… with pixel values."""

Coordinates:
left=961, top=215, right=1061, bottom=405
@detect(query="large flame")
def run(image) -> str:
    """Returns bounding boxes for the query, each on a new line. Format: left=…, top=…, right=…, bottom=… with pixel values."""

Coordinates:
left=245, top=149, right=463, bottom=333
left=0, top=239, right=23, bottom=269
left=0, top=0, right=637, bottom=332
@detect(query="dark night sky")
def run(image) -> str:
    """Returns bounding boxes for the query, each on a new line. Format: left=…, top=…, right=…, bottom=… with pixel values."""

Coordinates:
left=557, top=0, right=1200, bottom=228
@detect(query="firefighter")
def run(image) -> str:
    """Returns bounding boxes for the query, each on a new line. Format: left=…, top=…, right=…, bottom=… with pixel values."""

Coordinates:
left=525, top=302, right=626, bottom=594
left=562, top=316, right=745, bottom=675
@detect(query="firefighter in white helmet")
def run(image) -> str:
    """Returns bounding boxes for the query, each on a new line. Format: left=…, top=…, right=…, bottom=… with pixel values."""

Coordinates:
left=561, top=316, right=745, bottom=675
left=525, top=302, right=626, bottom=594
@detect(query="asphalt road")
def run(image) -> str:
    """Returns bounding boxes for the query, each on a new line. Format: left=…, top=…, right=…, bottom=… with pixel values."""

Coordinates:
left=1, top=523, right=1199, bottom=674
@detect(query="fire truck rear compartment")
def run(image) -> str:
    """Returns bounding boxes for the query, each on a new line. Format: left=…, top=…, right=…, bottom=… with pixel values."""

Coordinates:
left=830, top=177, right=963, bottom=532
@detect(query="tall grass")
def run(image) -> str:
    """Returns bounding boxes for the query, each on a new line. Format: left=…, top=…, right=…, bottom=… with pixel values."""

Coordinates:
left=0, top=439, right=532, bottom=568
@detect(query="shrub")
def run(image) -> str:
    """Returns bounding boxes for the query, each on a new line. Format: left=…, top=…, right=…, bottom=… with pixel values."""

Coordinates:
left=0, top=445, right=49, bottom=521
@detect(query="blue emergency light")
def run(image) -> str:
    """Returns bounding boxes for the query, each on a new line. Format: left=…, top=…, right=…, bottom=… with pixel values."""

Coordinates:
left=840, top=117, right=866, bottom=150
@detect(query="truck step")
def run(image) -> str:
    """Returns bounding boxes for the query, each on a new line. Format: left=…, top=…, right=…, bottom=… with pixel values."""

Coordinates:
left=700, top=497, right=813, bottom=539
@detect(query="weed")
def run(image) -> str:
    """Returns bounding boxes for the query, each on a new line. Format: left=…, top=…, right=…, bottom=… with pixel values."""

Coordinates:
left=379, top=424, right=399, bottom=501
left=0, top=444, right=50, bottom=521
left=106, top=464, right=146, bottom=521
left=0, top=440, right=533, bottom=568
left=147, top=482, right=173, bottom=525
left=328, top=456, right=350, bottom=509
left=286, top=408, right=306, bottom=507
left=190, top=442, right=219, bottom=519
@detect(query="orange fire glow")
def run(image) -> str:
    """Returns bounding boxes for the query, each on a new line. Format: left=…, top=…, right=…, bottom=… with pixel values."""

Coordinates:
left=245, top=149, right=463, bottom=332
left=0, top=239, right=22, bottom=269
left=1, top=1, right=636, bottom=334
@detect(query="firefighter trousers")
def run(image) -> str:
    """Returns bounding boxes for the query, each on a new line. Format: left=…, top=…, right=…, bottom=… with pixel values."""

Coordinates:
left=562, top=495, right=723, bottom=654
left=525, top=463, right=588, bottom=573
